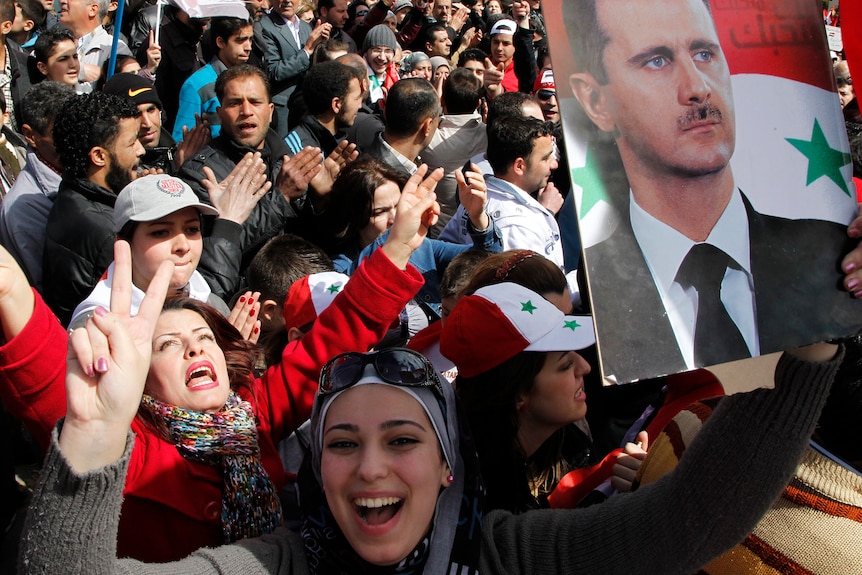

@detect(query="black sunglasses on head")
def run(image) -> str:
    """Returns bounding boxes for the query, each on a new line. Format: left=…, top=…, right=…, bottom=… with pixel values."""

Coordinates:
left=319, top=348, right=444, bottom=400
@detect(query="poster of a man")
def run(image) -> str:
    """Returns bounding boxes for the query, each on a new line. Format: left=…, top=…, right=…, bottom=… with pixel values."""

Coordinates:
left=545, top=0, right=862, bottom=383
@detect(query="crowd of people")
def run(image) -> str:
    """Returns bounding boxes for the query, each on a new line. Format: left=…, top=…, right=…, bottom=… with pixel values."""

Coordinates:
left=0, top=0, right=858, bottom=573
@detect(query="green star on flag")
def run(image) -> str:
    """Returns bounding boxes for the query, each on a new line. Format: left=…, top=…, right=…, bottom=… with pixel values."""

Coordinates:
left=326, top=284, right=341, bottom=293
left=563, top=320, right=581, bottom=331
left=570, top=146, right=608, bottom=220
left=786, top=118, right=852, bottom=197
left=521, top=300, right=537, bottom=314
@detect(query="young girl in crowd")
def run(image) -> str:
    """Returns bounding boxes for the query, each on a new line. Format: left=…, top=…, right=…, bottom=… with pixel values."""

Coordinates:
left=68, top=175, right=229, bottom=329
left=20, top=273, right=843, bottom=573
left=442, top=277, right=601, bottom=513
left=324, top=157, right=501, bottom=337
left=31, top=26, right=80, bottom=87
left=2, top=166, right=444, bottom=562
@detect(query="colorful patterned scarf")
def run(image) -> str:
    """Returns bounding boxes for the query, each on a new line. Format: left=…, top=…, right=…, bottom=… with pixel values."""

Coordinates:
left=140, top=392, right=283, bottom=543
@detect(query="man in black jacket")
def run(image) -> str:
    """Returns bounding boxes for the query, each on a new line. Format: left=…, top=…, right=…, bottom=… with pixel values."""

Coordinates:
left=42, top=92, right=144, bottom=325
left=178, top=64, right=355, bottom=299
left=0, top=0, right=33, bottom=131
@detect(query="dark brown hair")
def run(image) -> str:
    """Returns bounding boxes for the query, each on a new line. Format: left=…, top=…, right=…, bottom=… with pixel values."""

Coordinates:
left=137, top=297, right=260, bottom=435
left=461, top=249, right=567, bottom=298
left=325, top=156, right=408, bottom=249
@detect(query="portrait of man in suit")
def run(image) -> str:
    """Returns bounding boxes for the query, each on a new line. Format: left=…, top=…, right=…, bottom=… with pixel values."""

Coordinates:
left=563, top=0, right=862, bottom=383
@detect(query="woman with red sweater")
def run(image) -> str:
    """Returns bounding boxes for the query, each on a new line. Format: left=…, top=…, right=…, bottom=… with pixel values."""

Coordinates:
left=0, top=166, right=444, bottom=562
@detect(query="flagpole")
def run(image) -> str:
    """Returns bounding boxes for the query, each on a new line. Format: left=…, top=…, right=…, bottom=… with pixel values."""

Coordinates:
left=154, top=0, right=163, bottom=45
left=106, top=0, right=127, bottom=80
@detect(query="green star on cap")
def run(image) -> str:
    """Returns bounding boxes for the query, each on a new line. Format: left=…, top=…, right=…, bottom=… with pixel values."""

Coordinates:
left=326, top=284, right=341, bottom=293
left=563, top=320, right=581, bottom=331
left=786, top=118, right=852, bottom=197
left=520, top=300, right=537, bottom=314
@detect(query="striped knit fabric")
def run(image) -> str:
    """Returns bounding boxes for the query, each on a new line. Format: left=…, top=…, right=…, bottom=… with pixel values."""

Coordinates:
left=636, top=402, right=862, bottom=575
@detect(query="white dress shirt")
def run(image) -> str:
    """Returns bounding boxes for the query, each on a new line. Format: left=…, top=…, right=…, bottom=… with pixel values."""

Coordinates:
left=630, top=190, right=760, bottom=368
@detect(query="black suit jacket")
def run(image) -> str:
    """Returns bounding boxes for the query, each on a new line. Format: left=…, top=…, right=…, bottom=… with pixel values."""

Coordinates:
left=585, top=192, right=862, bottom=383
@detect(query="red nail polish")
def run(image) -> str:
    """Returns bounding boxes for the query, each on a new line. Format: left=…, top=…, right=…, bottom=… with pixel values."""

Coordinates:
left=239, top=296, right=246, bottom=303
left=249, top=309, right=256, bottom=317
left=248, top=298, right=255, bottom=305
left=253, top=327, right=259, bottom=334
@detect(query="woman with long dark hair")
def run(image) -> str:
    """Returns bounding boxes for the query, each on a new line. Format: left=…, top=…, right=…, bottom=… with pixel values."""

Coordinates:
left=324, top=157, right=502, bottom=336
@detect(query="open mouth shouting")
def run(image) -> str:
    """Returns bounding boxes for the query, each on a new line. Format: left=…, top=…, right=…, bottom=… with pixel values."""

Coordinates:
left=186, top=361, right=218, bottom=390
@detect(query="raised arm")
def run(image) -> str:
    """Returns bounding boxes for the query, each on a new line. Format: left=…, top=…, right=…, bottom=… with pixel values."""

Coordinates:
left=0, top=245, right=67, bottom=448
left=60, top=241, right=173, bottom=472
left=258, top=166, right=443, bottom=439
left=0, top=243, right=35, bottom=342
left=483, top=346, right=842, bottom=574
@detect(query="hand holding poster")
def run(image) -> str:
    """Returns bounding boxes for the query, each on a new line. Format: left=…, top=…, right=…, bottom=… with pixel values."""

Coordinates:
left=545, top=0, right=862, bottom=383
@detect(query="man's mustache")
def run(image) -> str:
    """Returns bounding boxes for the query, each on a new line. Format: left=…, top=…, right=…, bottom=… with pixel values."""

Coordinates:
left=677, top=102, right=723, bottom=129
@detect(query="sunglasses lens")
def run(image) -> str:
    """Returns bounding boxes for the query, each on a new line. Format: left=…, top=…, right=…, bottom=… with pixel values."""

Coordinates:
left=377, top=350, right=428, bottom=384
left=537, top=89, right=555, bottom=101
left=326, top=354, right=365, bottom=392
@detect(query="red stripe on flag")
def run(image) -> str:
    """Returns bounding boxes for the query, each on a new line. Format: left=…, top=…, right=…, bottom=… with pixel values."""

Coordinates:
left=710, top=0, right=835, bottom=92
left=543, top=1, right=835, bottom=94
left=843, top=1, right=862, bottom=80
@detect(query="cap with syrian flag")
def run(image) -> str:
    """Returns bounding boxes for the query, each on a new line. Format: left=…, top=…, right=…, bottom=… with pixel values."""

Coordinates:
left=440, top=282, right=594, bottom=378
left=533, top=68, right=555, bottom=92
left=282, top=272, right=350, bottom=329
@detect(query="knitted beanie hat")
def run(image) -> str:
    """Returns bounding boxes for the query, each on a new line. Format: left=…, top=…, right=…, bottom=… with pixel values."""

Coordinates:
left=363, top=23, right=398, bottom=53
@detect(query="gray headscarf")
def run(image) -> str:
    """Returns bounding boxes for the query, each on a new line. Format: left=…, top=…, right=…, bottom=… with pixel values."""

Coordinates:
left=308, top=361, right=471, bottom=573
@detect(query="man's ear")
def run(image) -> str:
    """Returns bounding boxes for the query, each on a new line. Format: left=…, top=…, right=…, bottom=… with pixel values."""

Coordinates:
left=286, top=326, right=304, bottom=342
left=420, top=115, right=435, bottom=137
left=569, top=71, right=615, bottom=133
left=512, top=156, right=527, bottom=177
left=0, top=19, right=12, bottom=36
left=21, top=124, right=37, bottom=148
left=89, top=146, right=108, bottom=168
left=215, top=35, right=226, bottom=51
left=331, top=96, right=342, bottom=115
left=260, top=299, right=279, bottom=321
left=22, top=19, right=34, bottom=32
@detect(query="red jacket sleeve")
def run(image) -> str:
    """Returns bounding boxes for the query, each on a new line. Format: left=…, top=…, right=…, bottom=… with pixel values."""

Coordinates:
left=0, top=290, right=68, bottom=449
left=255, top=247, right=424, bottom=443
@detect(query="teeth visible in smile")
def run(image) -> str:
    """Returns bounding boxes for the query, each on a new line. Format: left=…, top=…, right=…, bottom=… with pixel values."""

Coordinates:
left=187, top=366, right=215, bottom=385
left=353, top=496, right=401, bottom=509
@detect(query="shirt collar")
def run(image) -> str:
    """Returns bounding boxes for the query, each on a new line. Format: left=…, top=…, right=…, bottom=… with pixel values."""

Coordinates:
left=630, top=188, right=752, bottom=295
left=379, top=133, right=418, bottom=174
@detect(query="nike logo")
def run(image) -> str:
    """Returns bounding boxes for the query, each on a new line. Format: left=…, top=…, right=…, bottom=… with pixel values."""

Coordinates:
left=128, top=87, right=151, bottom=97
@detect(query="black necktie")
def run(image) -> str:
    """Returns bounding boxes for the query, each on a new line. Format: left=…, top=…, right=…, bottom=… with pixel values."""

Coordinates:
left=675, top=243, right=751, bottom=367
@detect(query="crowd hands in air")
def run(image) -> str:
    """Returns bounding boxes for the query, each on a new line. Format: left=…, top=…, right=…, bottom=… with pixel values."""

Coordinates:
left=0, top=0, right=858, bottom=573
